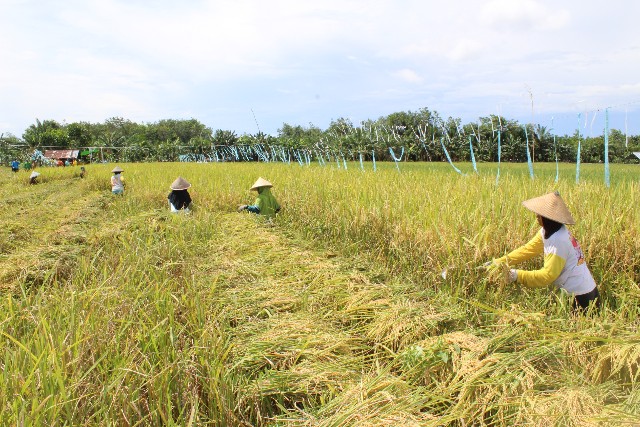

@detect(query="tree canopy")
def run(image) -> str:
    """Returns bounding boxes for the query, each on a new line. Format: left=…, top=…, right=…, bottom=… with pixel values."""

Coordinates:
left=2, top=109, right=639, bottom=164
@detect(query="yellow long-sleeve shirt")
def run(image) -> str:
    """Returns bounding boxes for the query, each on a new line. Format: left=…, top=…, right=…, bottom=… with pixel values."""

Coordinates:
left=495, top=231, right=565, bottom=288
left=494, top=226, right=597, bottom=296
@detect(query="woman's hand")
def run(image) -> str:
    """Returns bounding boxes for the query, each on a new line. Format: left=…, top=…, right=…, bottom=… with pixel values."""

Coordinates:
left=482, top=260, right=499, bottom=272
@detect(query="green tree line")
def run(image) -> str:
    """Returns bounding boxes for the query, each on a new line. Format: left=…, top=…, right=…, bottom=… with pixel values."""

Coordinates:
left=2, top=108, right=639, bottom=164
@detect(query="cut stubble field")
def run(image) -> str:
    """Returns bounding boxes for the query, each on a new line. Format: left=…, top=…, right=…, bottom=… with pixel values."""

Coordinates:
left=0, top=161, right=639, bottom=426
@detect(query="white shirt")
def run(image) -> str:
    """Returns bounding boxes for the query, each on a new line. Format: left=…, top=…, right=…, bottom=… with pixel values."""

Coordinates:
left=111, top=174, right=124, bottom=191
left=544, top=226, right=597, bottom=295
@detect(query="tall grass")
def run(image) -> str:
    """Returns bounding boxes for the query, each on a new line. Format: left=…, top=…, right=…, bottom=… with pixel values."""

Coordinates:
left=1, top=162, right=638, bottom=425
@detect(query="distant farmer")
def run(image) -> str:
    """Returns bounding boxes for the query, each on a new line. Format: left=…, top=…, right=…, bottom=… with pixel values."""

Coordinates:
left=486, top=191, right=599, bottom=313
left=111, top=166, right=125, bottom=195
left=168, top=176, right=192, bottom=213
left=11, top=159, right=19, bottom=172
left=29, top=171, right=40, bottom=185
left=237, top=177, right=281, bottom=218
left=80, top=166, right=86, bottom=179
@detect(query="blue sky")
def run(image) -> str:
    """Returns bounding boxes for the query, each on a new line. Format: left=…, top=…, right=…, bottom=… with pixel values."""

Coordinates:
left=1, top=0, right=639, bottom=138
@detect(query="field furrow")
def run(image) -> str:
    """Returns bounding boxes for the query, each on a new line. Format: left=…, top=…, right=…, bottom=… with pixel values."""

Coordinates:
left=0, top=175, right=111, bottom=290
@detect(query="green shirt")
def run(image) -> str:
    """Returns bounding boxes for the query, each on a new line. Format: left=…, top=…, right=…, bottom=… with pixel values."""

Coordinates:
left=252, top=187, right=280, bottom=218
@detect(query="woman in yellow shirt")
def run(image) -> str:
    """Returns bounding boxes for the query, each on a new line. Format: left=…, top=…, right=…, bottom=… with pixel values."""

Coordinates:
left=488, top=191, right=599, bottom=312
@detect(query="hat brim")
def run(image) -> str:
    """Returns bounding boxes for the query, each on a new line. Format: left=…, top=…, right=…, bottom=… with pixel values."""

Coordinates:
left=170, top=177, right=191, bottom=190
left=250, top=177, right=273, bottom=190
left=522, top=193, right=576, bottom=225
left=170, top=184, right=191, bottom=190
left=250, top=184, right=273, bottom=191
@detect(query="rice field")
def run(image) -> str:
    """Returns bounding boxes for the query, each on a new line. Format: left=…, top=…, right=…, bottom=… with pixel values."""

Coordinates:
left=1, top=161, right=639, bottom=425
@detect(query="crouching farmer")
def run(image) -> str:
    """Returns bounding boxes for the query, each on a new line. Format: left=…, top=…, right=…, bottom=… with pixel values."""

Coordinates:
left=237, top=177, right=281, bottom=219
left=168, top=176, right=192, bottom=213
left=486, top=191, right=600, bottom=313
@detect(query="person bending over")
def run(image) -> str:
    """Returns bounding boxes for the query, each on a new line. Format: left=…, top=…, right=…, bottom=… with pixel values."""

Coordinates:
left=486, top=191, right=599, bottom=313
left=237, top=177, right=281, bottom=219
left=111, top=166, right=125, bottom=195
left=29, top=171, right=40, bottom=184
left=168, top=176, right=192, bottom=213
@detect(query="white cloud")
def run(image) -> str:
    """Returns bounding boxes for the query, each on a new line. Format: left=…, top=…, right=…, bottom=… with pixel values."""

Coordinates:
left=446, top=39, right=484, bottom=62
left=49, top=0, right=365, bottom=80
left=1, top=0, right=640, bottom=136
left=480, top=0, right=570, bottom=31
left=392, top=69, right=423, bottom=84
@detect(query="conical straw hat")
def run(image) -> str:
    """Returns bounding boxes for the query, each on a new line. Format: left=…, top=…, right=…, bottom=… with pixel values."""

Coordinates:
left=30, top=171, right=40, bottom=178
left=111, top=166, right=124, bottom=173
left=522, top=191, right=575, bottom=225
left=250, top=177, right=273, bottom=191
left=170, top=176, right=191, bottom=190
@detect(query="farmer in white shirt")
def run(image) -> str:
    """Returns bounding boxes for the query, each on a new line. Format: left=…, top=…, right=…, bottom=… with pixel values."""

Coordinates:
left=111, top=166, right=125, bottom=195
left=487, top=191, right=599, bottom=312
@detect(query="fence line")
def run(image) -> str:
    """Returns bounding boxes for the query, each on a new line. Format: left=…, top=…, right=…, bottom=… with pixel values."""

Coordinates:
left=3, top=121, right=636, bottom=187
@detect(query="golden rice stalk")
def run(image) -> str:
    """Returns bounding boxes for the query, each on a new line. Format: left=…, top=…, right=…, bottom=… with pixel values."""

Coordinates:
left=590, top=341, right=640, bottom=386
left=516, top=386, right=609, bottom=427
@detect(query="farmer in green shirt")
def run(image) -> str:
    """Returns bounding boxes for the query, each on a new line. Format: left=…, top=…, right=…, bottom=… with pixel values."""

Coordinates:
left=237, top=177, right=281, bottom=218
